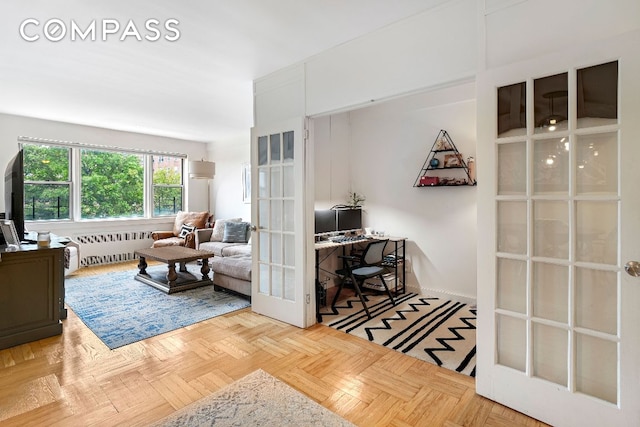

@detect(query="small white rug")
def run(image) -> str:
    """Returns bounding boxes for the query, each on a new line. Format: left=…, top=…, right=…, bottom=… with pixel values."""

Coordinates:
left=151, top=369, right=355, bottom=427
left=322, top=293, right=476, bottom=377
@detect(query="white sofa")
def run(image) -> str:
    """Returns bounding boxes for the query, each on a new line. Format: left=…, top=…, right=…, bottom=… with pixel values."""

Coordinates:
left=60, top=238, right=80, bottom=276
left=195, top=227, right=251, bottom=298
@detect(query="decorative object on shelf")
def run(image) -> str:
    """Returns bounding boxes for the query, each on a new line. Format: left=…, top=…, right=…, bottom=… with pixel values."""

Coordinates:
left=420, top=176, right=439, bottom=186
left=413, top=129, right=476, bottom=187
left=346, top=191, right=365, bottom=208
left=467, top=156, right=476, bottom=185
left=444, top=153, right=463, bottom=168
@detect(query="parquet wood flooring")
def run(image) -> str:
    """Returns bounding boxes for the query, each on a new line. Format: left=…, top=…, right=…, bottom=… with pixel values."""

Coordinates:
left=0, top=262, right=549, bottom=427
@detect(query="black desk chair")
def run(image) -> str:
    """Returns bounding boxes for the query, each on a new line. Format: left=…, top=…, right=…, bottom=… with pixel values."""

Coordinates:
left=332, top=239, right=395, bottom=318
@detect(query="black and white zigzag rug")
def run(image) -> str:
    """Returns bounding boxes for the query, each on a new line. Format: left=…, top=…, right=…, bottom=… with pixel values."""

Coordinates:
left=321, top=292, right=476, bottom=377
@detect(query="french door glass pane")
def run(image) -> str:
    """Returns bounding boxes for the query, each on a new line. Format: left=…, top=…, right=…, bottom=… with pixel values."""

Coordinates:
left=283, top=200, right=294, bottom=232
left=534, top=72, right=568, bottom=134
left=497, top=201, right=527, bottom=254
left=259, top=264, right=269, bottom=294
left=258, top=200, right=268, bottom=231
left=498, top=142, right=526, bottom=195
left=270, top=134, right=281, bottom=162
left=577, top=61, right=618, bottom=129
left=284, top=267, right=295, bottom=301
left=283, top=165, right=294, bottom=197
left=258, top=168, right=269, bottom=197
left=533, top=201, right=569, bottom=259
left=283, top=131, right=294, bottom=161
left=497, top=82, right=527, bottom=138
left=258, top=136, right=268, bottom=166
left=533, top=323, right=568, bottom=387
left=576, top=334, right=617, bottom=404
left=496, top=258, right=526, bottom=313
left=271, top=266, right=282, bottom=298
left=270, top=200, right=281, bottom=231
left=576, top=200, right=617, bottom=265
left=497, top=314, right=526, bottom=371
left=532, top=261, right=568, bottom=323
left=284, top=233, right=295, bottom=266
left=576, top=132, right=618, bottom=195
left=271, top=168, right=281, bottom=197
left=533, top=137, right=569, bottom=194
left=271, top=233, right=282, bottom=265
left=259, top=231, right=269, bottom=263
left=575, top=267, right=617, bottom=334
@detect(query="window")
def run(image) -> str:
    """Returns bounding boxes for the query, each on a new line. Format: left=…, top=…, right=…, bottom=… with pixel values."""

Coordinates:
left=23, top=144, right=71, bottom=220
left=152, top=155, right=183, bottom=216
left=81, top=149, right=144, bottom=219
left=21, top=140, right=185, bottom=222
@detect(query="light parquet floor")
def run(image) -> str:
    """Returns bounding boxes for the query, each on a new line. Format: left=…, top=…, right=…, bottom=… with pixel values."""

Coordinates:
left=0, top=262, right=549, bottom=427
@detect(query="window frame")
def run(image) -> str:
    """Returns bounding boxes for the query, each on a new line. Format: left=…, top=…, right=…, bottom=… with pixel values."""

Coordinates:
left=20, top=138, right=187, bottom=224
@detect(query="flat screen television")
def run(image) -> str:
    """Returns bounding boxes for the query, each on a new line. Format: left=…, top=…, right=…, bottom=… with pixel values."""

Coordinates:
left=4, top=149, right=26, bottom=242
left=314, top=209, right=336, bottom=235
left=336, top=208, right=362, bottom=232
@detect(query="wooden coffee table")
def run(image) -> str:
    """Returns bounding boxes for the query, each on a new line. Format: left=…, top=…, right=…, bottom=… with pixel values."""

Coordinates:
left=134, top=246, right=214, bottom=294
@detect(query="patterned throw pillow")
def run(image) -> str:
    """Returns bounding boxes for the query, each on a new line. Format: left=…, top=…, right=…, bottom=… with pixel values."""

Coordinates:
left=178, top=224, right=196, bottom=238
left=222, top=222, right=250, bottom=243
left=209, top=218, right=242, bottom=242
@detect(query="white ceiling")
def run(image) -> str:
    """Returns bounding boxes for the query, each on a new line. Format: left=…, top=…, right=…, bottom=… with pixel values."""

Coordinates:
left=0, top=1, right=448, bottom=142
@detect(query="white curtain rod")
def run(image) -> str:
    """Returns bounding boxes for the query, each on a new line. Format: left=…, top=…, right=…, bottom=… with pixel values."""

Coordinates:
left=18, top=136, right=187, bottom=158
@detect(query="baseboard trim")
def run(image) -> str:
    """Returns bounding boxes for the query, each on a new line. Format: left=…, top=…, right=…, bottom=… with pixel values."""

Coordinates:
left=412, top=286, right=477, bottom=307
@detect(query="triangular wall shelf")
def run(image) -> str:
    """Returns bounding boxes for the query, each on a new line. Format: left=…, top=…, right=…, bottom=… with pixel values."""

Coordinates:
left=413, top=129, right=476, bottom=187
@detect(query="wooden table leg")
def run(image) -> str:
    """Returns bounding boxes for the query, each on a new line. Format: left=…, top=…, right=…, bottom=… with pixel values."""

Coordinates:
left=138, top=256, right=148, bottom=275
left=166, top=262, right=178, bottom=283
left=200, top=257, right=211, bottom=280
left=179, top=262, right=187, bottom=272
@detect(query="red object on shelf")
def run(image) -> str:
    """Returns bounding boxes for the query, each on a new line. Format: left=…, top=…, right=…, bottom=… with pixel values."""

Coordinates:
left=420, top=176, right=439, bottom=186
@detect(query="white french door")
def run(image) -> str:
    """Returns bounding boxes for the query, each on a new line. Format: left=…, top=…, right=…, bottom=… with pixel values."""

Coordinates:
left=476, top=31, right=640, bottom=426
left=250, top=118, right=312, bottom=328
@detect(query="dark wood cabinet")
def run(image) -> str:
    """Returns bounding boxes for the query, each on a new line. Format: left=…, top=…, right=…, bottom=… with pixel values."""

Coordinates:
left=0, top=243, right=65, bottom=349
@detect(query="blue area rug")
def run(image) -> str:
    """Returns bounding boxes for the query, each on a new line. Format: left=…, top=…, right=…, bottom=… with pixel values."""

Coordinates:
left=64, top=264, right=251, bottom=349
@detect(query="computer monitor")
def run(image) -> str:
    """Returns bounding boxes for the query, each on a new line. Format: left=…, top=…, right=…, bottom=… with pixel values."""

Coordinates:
left=314, top=209, right=336, bottom=235
left=336, top=209, right=362, bottom=232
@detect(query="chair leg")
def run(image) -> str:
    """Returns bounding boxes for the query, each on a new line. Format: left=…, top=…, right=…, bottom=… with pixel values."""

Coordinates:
left=352, top=277, right=372, bottom=318
left=331, top=277, right=346, bottom=309
left=379, top=274, right=395, bottom=306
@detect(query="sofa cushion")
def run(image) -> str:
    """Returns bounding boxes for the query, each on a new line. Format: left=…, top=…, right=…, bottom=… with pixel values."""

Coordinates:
left=211, top=255, right=252, bottom=281
left=152, top=236, right=186, bottom=248
left=172, top=211, right=210, bottom=236
left=220, top=244, right=251, bottom=257
left=198, top=241, right=250, bottom=257
left=210, top=218, right=242, bottom=242
left=178, top=224, right=196, bottom=238
left=222, top=221, right=250, bottom=243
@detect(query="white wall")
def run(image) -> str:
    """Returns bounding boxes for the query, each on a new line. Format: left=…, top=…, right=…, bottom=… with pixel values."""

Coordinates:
left=305, top=0, right=477, bottom=115
left=313, top=82, right=477, bottom=300
left=208, top=133, right=251, bottom=222
left=313, top=114, right=352, bottom=209
left=482, top=0, right=640, bottom=70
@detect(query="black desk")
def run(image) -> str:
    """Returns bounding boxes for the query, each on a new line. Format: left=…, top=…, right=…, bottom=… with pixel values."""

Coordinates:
left=314, top=236, right=406, bottom=322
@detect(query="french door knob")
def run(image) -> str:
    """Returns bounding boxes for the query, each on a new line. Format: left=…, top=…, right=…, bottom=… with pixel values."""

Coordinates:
left=624, top=261, right=640, bottom=277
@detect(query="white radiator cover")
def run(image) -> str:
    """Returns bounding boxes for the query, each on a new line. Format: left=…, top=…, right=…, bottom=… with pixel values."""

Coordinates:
left=75, top=231, right=154, bottom=266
